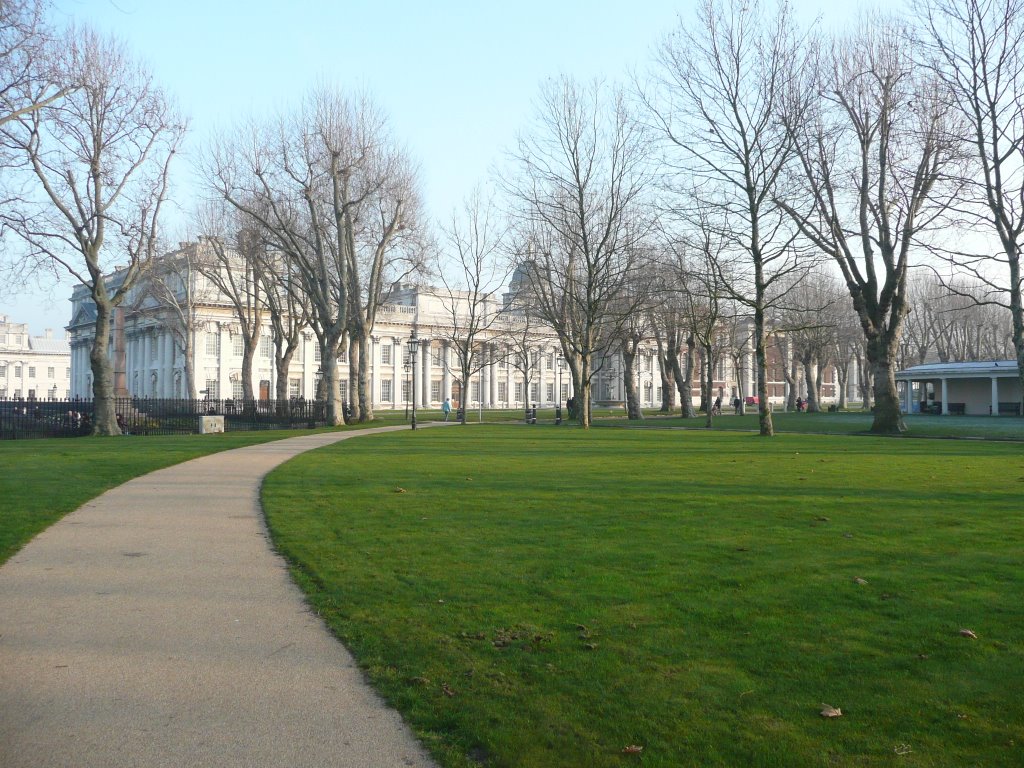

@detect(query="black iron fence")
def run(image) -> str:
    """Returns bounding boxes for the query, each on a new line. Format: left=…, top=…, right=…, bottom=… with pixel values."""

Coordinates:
left=0, top=397, right=329, bottom=440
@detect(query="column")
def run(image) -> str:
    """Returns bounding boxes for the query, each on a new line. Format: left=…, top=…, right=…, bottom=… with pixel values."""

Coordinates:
left=941, top=377, right=949, bottom=415
left=393, top=336, right=402, bottom=408
left=442, top=342, right=452, bottom=401
left=421, top=339, right=430, bottom=406
left=903, top=378, right=913, bottom=414
left=369, top=336, right=378, bottom=409
left=991, top=376, right=1000, bottom=416
left=489, top=345, right=498, bottom=406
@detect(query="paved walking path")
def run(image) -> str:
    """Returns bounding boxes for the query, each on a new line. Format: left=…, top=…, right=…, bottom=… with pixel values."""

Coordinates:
left=0, top=426, right=439, bottom=768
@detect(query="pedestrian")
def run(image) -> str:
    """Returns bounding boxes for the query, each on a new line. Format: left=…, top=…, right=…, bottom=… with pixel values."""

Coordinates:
left=733, top=396, right=741, bottom=415
left=796, top=396, right=803, bottom=412
left=442, top=397, right=452, bottom=422
left=712, top=395, right=722, bottom=415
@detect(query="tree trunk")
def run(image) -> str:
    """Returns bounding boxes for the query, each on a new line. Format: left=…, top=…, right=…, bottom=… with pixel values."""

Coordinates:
left=674, top=335, right=698, bottom=418
left=356, top=332, right=374, bottom=423
left=184, top=330, right=197, bottom=401
left=802, top=356, right=819, bottom=412
left=836, top=362, right=849, bottom=410
left=754, top=308, right=774, bottom=436
left=275, top=344, right=295, bottom=412
left=346, top=341, right=360, bottom=422
left=1011, top=256, right=1024, bottom=413
left=704, top=343, right=714, bottom=428
left=90, top=298, right=120, bottom=436
left=866, top=334, right=906, bottom=433
left=622, top=343, right=642, bottom=420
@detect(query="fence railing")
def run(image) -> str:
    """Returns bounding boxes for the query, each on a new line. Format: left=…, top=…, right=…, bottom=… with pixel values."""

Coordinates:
left=0, top=397, right=330, bottom=440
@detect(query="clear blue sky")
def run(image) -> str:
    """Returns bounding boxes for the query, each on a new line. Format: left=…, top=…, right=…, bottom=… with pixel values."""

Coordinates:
left=5, top=0, right=856, bottom=335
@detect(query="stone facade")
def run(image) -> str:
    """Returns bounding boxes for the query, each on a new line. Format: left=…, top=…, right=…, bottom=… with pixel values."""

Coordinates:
left=0, top=315, right=71, bottom=400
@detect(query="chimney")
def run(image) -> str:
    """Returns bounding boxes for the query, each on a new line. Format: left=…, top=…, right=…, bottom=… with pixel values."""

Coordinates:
left=45, top=328, right=53, bottom=339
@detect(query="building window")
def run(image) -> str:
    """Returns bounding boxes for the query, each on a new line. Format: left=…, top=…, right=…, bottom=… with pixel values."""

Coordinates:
left=381, top=377, right=393, bottom=402
left=431, top=346, right=441, bottom=367
left=0, top=364, right=6, bottom=378
left=546, top=353, right=554, bottom=370
left=546, top=382, right=554, bottom=402
left=431, top=380, right=441, bottom=402
left=339, top=380, right=348, bottom=401
left=206, top=331, right=220, bottom=356
left=381, top=343, right=392, bottom=365
left=498, top=354, right=507, bottom=370
left=232, top=334, right=244, bottom=356
left=15, top=365, right=22, bottom=378
left=260, top=335, right=272, bottom=358
left=205, top=379, right=219, bottom=399
left=530, top=382, right=540, bottom=402
left=515, top=381, right=524, bottom=402
left=289, top=378, right=301, bottom=398
left=338, top=345, right=348, bottom=363
left=471, top=380, right=480, bottom=402
left=561, top=382, right=569, bottom=401
left=498, top=381, right=507, bottom=402
left=28, top=366, right=36, bottom=378
left=402, top=377, right=410, bottom=402
left=314, top=343, right=322, bottom=362
left=232, top=380, right=244, bottom=400
left=66, top=367, right=70, bottom=379
left=48, top=367, right=55, bottom=379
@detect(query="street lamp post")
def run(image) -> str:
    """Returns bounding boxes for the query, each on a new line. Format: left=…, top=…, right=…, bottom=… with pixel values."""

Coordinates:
left=403, top=360, right=410, bottom=421
left=406, top=333, right=418, bottom=430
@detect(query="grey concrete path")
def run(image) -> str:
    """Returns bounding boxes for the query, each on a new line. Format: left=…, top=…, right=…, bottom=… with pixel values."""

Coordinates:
left=0, top=426, right=440, bottom=768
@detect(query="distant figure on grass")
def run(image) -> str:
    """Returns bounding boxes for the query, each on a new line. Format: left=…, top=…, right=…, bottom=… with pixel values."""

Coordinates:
left=442, top=398, right=452, bottom=422
left=733, top=396, right=741, bottom=415
left=796, top=397, right=804, bottom=413
left=712, top=396, right=722, bottom=416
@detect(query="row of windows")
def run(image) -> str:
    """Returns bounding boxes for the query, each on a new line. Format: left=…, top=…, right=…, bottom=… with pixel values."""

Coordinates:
left=0, top=387, right=69, bottom=398
left=0, top=364, right=68, bottom=379
left=371, top=378, right=573, bottom=403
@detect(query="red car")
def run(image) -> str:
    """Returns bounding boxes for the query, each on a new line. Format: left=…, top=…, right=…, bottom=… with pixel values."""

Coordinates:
left=744, top=396, right=759, bottom=406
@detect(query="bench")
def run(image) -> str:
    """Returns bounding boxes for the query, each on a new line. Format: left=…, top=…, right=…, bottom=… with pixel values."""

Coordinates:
left=998, top=402, right=1021, bottom=416
left=947, top=402, right=966, bottom=415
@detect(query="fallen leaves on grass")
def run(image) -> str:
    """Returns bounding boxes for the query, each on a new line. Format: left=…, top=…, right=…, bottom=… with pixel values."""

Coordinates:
left=894, top=743, right=912, bottom=755
left=622, top=744, right=644, bottom=754
left=959, top=628, right=978, bottom=639
left=820, top=704, right=843, bottom=718
left=394, top=487, right=406, bottom=493
left=441, top=682, right=456, bottom=697
left=854, top=577, right=868, bottom=585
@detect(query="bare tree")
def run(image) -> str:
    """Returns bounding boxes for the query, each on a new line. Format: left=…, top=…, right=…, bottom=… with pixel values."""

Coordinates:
left=0, top=27, right=184, bottom=434
left=647, top=0, right=811, bottom=436
left=135, top=242, right=206, bottom=400
left=0, top=0, right=69, bottom=128
left=436, top=188, right=511, bottom=424
left=505, top=76, right=652, bottom=429
left=919, top=0, right=1024, bottom=410
left=778, top=17, right=966, bottom=432
left=344, top=109, right=426, bottom=422
left=193, top=209, right=265, bottom=404
left=205, top=90, right=413, bottom=425
left=259, top=243, right=309, bottom=407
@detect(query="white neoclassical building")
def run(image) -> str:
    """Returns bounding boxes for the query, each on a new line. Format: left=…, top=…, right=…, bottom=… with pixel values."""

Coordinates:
left=66, top=242, right=848, bottom=412
left=0, top=314, right=71, bottom=400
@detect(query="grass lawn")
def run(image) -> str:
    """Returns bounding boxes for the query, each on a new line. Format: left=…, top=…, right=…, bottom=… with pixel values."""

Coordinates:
left=0, top=428, right=335, bottom=565
left=263, top=426, right=1024, bottom=768
left=605, top=411, right=1024, bottom=440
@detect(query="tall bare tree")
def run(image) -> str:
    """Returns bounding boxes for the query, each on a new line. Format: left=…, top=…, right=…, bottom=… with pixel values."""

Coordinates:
left=205, top=90, right=413, bottom=425
left=193, top=209, right=265, bottom=403
left=0, top=27, right=184, bottom=434
left=505, top=77, right=652, bottom=429
left=436, top=188, right=511, bottom=424
left=135, top=241, right=206, bottom=400
left=919, top=0, right=1024, bottom=408
left=647, top=0, right=810, bottom=436
left=778, top=17, right=966, bottom=432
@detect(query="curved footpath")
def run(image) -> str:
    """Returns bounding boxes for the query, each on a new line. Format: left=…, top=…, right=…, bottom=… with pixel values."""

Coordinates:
left=0, top=426, right=439, bottom=768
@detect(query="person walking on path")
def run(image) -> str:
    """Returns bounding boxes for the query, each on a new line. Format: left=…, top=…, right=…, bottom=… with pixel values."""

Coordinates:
left=442, top=398, right=452, bottom=421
